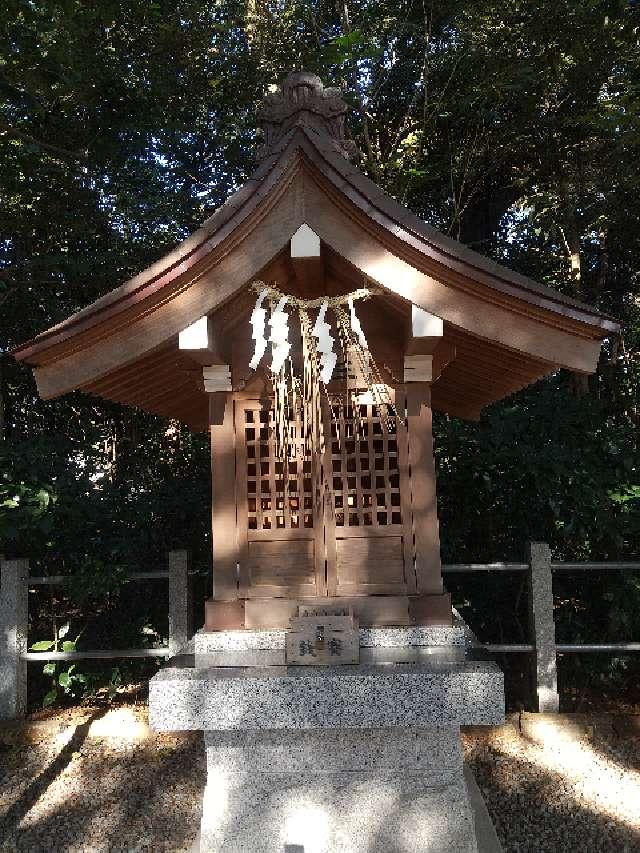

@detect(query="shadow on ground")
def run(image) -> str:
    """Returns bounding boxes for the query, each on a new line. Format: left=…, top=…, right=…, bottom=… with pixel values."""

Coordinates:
left=464, top=726, right=640, bottom=853
left=0, top=716, right=204, bottom=853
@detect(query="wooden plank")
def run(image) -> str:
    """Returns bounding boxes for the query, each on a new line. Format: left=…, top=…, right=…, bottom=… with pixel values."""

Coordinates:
left=335, top=537, right=406, bottom=595
left=245, top=598, right=300, bottom=627
left=244, top=594, right=412, bottom=629
left=406, top=384, right=443, bottom=595
left=404, top=355, right=433, bottom=382
left=247, top=540, right=315, bottom=586
left=204, top=598, right=246, bottom=630
left=292, top=257, right=325, bottom=293
left=396, top=389, right=417, bottom=593
left=408, top=593, right=452, bottom=626
left=202, top=365, right=232, bottom=392
left=336, top=537, right=404, bottom=585
left=210, top=392, right=238, bottom=600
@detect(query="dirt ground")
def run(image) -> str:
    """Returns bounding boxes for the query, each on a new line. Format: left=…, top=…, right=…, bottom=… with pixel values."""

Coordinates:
left=1, top=702, right=639, bottom=852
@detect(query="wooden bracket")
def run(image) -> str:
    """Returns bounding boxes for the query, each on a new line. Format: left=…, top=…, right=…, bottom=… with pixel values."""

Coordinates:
left=405, top=306, right=456, bottom=383
left=203, top=365, right=232, bottom=393
left=406, top=306, right=443, bottom=355
left=404, top=354, right=433, bottom=383
left=179, top=315, right=226, bottom=365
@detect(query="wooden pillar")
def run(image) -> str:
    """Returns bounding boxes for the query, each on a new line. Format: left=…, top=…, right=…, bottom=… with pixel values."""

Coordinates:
left=406, top=384, right=442, bottom=593
left=209, top=392, right=238, bottom=600
left=405, top=384, right=451, bottom=625
left=204, top=390, right=246, bottom=630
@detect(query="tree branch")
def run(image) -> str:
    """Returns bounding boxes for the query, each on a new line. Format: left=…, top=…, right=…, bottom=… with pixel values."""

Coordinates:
left=0, top=117, right=89, bottom=163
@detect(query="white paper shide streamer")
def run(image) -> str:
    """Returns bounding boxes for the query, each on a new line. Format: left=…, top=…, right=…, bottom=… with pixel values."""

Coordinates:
left=348, top=295, right=370, bottom=376
left=246, top=280, right=397, bottom=457
left=248, top=289, right=268, bottom=370
left=269, top=295, right=291, bottom=374
left=312, top=301, right=337, bottom=384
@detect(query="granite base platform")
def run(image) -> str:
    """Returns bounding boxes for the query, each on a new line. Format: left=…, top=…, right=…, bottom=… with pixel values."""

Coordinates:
left=149, top=626, right=504, bottom=853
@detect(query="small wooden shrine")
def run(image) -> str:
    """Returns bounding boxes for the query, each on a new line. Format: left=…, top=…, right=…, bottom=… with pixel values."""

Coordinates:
left=14, top=72, right=618, bottom=633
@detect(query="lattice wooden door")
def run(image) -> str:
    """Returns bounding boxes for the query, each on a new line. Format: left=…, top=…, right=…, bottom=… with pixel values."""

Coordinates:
left=235, top=398, right=325, bottom=599
left=325, top=396, right=416, bottom=596
left=234, top=394, right=416, bottom=600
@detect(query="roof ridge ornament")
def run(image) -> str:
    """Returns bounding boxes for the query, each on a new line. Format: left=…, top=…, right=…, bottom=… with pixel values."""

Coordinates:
left=257, top=71, right=357, bottom=161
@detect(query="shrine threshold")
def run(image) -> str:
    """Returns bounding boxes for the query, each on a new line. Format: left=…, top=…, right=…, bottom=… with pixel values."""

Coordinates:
left=14, top=73, right=619, bottom=853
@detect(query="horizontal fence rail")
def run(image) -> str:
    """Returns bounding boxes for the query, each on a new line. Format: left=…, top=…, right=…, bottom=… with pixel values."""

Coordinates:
left=442, top=547, right=640, bottom=712
left=442, top=563, right=529, bottom=573
left=27, top=571, right=169, bottom=585
left=26, top=569, right=205, bottom=585
left=0, top=551, right=193, bottom=719
left=2, top=546, right=640, bottom=718
left=556, top=643, right=640, bottom=653
left=551, top=562, right=640, bottom=571
left=484, top=644, right=536, bottom=653
left=443, top=562, right=640, bottom=573
left=22, top=648, right=171, bottom=662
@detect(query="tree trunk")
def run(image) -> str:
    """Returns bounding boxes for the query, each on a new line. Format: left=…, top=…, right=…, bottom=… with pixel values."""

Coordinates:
left=459, top=185, right=520, bottom=250
left=559, top=177, right=582, bottom=294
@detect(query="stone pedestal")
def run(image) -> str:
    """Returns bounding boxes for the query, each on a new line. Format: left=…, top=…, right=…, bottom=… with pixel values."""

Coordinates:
left=200, top=728, right=476, bottom=853
left=149, top=624, right=504, bottom=853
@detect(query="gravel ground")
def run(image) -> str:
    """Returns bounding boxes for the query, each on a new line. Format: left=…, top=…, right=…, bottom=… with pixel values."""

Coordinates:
left=0, top=704, right=204, bottom=852
left=1, top=704, right=639, bottom=852
left=463, top=715, right=640, bottom=853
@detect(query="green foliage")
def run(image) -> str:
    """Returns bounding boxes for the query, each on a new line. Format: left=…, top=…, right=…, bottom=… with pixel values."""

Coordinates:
left=0, top=0, right=638, bottom=707
left=29, top=622, right=88, bottom=708
left=435, top=378, right=638, bottom=561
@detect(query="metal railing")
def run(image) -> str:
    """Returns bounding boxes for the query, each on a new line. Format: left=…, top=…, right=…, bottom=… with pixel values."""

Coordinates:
left=0, top=552, right=193, bottom=719
left=442, top=545, right=640, bottom=711
left=2, top=545, right=639, bottom=718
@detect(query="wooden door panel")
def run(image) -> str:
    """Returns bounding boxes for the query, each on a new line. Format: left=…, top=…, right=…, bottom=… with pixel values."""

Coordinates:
left=234, top=392, right=415, bottom=601
left=236, top=397, right=325, bottom=599
left=247, top=539, right=317, bottom=598
left=327, top=398, right=415, bottom=595
left=336, top=535, right=406, bottom=595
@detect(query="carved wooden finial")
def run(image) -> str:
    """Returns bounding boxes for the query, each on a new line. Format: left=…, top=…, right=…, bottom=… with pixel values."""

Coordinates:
left=257, top=71, right=357, bottom=160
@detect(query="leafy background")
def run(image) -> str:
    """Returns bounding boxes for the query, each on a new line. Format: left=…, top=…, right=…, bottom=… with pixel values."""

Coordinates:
left=1, top=0, right=638, bottom=710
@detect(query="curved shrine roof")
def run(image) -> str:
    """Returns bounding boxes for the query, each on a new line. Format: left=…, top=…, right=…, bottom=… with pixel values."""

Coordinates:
left=13, top=73, right=619, bottom=429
